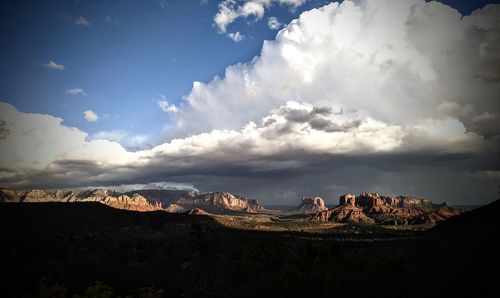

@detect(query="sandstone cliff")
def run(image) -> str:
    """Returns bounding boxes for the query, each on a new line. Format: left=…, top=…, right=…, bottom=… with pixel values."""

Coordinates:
left=313, top=193, right=461, bottom=225
left=175, top=192, right=263, bottom=213
left=0, top=188, right=163, bottom=212
left=294, top=196, right=328, bottom=212
left=0, top=188, right=262, bottom=213
left=313, top=195, right=374, bottom=223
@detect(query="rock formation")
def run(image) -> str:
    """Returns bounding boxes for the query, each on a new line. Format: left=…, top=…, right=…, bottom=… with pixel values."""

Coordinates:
left=175, top=192, right=263, bottom=213
left=0, top=188, right=262, bottom=213
left=124, top=189, right=198, bottom=207
left=313, top=193, right=461, bottom=225
left=164, top=203, right=183, bottom=213
left=102, top=194, right=163, bottom=212
left=313, top=201, right=374, bottom=223
left=294, top=196, right=328, bottom=212
left=0, top=188, right=163, bottom=212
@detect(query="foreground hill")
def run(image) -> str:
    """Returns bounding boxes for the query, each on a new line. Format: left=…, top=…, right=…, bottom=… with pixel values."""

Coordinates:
left=0, top=188, right=263, bottom=213
left=0, top=200, right=498, bottom=297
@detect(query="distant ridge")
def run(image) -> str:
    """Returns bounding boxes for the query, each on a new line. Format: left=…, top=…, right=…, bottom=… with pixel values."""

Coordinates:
left=0, top=188, right=263, bottom=213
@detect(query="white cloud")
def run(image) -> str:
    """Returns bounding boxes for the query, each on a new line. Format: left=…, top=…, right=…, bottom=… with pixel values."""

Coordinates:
left=43, top=60, right=65, bottom=70
left=83, top=110, right=98, bottom=122
left=158, top=100, right=179, bottom=113
left=214, top=0, right=240, bottom=33
left=158, top=0, right=168, bottom=10
left=228, top=31, right=245, bottom=42
left=0, top=102, right=86, bottom=171
left=187, top=0, right=500, bottom=141
left=66, top=88, right=87, bottom=96
left=240, top=2, right=265, bottom=19
left=278, top=0, right=308, bottom=6
left=0, top=100, right=400, bottom=175
left=267, top=16, right=282, bottom=29
left=75, top=16, right=92, bottom=27
left=214, top=0, right=309, bottom=32
left=0, top=100, right=481, bottom=183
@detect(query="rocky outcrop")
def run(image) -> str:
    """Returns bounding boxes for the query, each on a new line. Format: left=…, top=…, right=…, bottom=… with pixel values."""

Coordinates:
left=164, top=203, right=184, bottom=213
left=339, top=194, right=356, bottom=206
left=0, top=188, right=162, bottom=212
left=313, top=193, right=461, bottom=225
left=124, top=190, right=198, bottom=207
left=410, top=204, right=462, bottom=225
left=313, top=202, right=374, bottom=223
left=102, top=194, right=163, bottom=212
left=175, top=192, right=263, bottom=213
left=0, top=188, right=262, bottom=213
left=185, top=208, right=209, bottom=215
left=356, top=192, right=433, bottom=209
left=294, top=196, right=328, bottom=212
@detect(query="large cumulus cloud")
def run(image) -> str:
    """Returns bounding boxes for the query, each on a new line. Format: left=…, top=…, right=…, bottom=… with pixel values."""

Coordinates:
left=186, top=0, right=500, bottom=136
left=1, top=0, right=499, bottom=204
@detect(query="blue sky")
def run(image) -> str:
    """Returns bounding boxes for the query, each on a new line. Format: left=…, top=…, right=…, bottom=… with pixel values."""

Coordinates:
left=1, top=0, right=496, bottom=147
left=1, top=0, right=499, bottom=203
left=0, top=0, right=334, bottom=147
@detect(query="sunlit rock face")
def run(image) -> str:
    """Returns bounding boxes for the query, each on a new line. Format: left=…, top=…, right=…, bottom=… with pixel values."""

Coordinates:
left=0, top=188, right=163, bottom=212
left=313, top=193, right=461, bottom=225
left=0, top=188, right=263, bottom=213
left=294, top=196, right=328, bottom=212
left=102, top=194, right=163, bottom=212
left=175, top=192, right=263, bottom=213
left=313, top=201, right=375, bottom=223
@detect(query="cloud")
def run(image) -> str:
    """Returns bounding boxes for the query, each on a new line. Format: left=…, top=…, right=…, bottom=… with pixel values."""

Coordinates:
left=158, top=0, right=168, bottom=10
left=186, top=0, right=500, bottom=141
left=158, top=100, right=179, bottom=113
left=0, top=120, right=8, bottom=139
left=0, top=102, right=87, bottom=171
left=214, top=0, right=309, bottom=32
left=75, top=16, right=92, bottom=27
left=66, top=88, right=87, bottom=96
left=267, top=16, right=282, bottom=29
left=228, top=31, right=245, bottom=42
left=0, top=100, right=489, bottom=191
left=91, top=130, right=149, bottom=150
left=1, top=0, right=499, bottom=205
left=86, top=181, right=198, bottom=192
left=43, top=60, right=65, bottom=70
left=83, top=110, right=98, bottom=122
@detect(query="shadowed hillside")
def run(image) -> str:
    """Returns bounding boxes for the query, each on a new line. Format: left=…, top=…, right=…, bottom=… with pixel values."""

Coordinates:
left=0, top=201, right=499, bottom=298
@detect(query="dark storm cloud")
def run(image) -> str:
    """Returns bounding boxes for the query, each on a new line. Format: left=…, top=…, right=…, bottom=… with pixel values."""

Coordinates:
left=2, top=143, right=498, bottom=205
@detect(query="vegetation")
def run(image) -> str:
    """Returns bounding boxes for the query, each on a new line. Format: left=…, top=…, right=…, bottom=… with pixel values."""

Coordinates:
left=0, top=202, right=499, bottom=297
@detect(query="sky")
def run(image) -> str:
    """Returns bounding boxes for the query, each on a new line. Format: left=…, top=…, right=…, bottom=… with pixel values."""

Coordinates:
left=1, top=0, right=500, bottom=205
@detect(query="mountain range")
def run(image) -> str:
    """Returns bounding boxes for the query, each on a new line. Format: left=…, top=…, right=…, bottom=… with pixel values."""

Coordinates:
left=0, top=188, right=463, bottom=225
left=0, top=188, right=263, bottom=213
